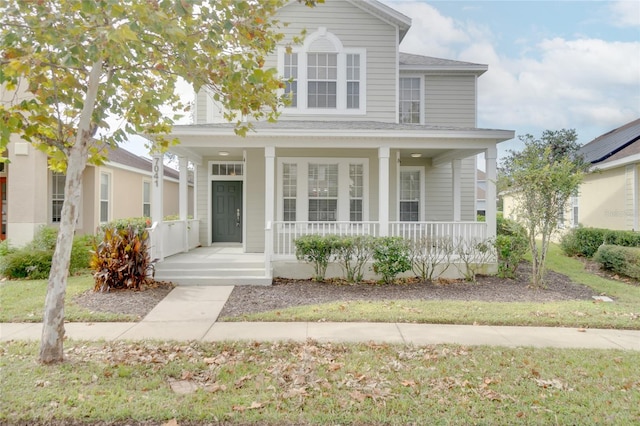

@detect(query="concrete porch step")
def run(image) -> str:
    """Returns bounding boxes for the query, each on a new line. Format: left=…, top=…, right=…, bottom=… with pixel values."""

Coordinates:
left=155, top=267, right=266, bottom=278
left=155, top=276, right=273, bottom=286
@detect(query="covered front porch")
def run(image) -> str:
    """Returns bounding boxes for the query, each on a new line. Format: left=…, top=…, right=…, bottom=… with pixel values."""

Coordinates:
left=149, top=122, right=510, bottom=285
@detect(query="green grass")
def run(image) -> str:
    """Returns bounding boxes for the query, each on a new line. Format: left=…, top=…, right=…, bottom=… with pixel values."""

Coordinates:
left=0, top=274, right=138, bottom=322
left=222, top=244, right=640, bottom=329
left=2, top=340, right=638, bottom=425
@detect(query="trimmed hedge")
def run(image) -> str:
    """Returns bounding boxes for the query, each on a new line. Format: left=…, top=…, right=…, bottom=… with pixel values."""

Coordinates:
left=561, top=227, right=640, bottom=258
left=593, top=245, right=640, bottom=280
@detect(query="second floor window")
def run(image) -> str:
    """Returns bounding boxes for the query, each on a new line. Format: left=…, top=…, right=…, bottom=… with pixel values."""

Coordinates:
left=307, top=53, right=338, bottom=108
left=284, top=53, right=298, bottom=107
left=399, top=77, right=421, bottom=124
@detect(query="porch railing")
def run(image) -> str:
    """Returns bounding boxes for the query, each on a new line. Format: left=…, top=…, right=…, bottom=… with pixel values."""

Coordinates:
left=272, top=221, right=488, bottom=256
left=273, top=221, right=380, bottom=256
left=153, top=219, right=201, bottom=259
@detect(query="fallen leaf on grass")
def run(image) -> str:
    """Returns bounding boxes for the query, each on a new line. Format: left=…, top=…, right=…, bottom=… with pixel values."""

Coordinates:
left=232, top=401, right=265, bottom=412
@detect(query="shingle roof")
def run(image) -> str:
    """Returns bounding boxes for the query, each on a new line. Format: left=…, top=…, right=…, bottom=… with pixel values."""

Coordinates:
left=399, top=52, right=485, bottom=68
left=578, top=118, right=640, bottom=164
left=106, top=145, right=180, bottom=180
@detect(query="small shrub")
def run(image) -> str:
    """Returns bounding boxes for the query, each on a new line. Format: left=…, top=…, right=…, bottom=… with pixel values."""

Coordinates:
left=454, top=237, right=495, bottom=282
left=28, top=226, right=59, bottom=251
left=560, top=227, right=640, bottom=258
left=410, top=236, right=453, bottom=281
left=69, top=234, right=94, bottom=274
left=294, top=234, right=338, bottom=281
left=0, top=250, right=52, bottom=279
left=91, top=225, right=153, bottom=291
left=0, top=240, right=14, bottom=257
left=333, top=235, right=374, bottom=282
left=593, top=245, right=640, bottom=280
left=495, top=214, right=528, bottom=278
left=372, top=236, right=411, bottom=284
left=100, top=217, right=150, bottom=236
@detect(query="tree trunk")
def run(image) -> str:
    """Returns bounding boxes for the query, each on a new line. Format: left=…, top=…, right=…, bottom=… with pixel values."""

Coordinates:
left=39, top=146, right=87, bottom=363
left=39, top=60, right=103, bottom=364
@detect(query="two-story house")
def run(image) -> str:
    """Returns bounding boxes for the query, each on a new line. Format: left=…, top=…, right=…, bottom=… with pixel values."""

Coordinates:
left=151, top=0, right=514, bottom=284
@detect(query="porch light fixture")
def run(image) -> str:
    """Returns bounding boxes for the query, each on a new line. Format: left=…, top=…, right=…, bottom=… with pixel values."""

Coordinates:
left=219, top=151, right=230, bottom=156
left=410, top=153, right=422, bottom=158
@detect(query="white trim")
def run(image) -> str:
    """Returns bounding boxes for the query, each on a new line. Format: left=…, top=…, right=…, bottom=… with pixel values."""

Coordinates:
left=207, top=160, right=246, bottom=245
left=398, top=166, right=426, bottom=222
left=590, top=153, right=640, bottom=171
left=277, top=28, right=367, bottom=116
left=276, top=157, right=369, bottom=222
left=104, top=161, right=186, bottom=185
left=99, top=170, right=112, bottom=224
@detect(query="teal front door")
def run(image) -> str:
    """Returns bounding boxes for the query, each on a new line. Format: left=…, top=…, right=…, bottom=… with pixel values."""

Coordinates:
left=212, top=181, right=243, bottom=243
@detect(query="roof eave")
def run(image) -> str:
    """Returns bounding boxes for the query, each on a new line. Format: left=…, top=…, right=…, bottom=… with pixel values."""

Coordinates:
left=400, top=64, right=488, bottom=76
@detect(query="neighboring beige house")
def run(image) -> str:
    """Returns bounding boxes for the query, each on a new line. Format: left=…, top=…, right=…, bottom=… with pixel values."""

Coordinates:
left=150, top=0, right=514, bottom=284
left=1, top=139, right=193, bottom=246
left=574, top=119, right=640, bottom=231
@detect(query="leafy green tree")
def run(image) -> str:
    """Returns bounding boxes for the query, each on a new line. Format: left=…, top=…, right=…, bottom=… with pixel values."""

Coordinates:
left=501, top=129, right=588, bottom=287
left=0, top=0, right=320, bottom=363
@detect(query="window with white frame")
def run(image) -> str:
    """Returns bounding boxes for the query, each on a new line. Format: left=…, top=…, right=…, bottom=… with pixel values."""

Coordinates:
left=349, top=164, right=363, bottom=221
left=284, top=53, right=298, bottom=107
left=308, top=163, right=338, bottom=221
left=571, top=195, right=579, bottom=228
left=282, top=163, right=297, bottom=222
left=399, top=77, right=421, bottom=124
left=278, top=158, right=368, bottom=222
left=399, top=169, right=421, bottom=222
left=279, top=28, right=366, bottom=114
left=143, top=181, right=151, bottom=218
left=51, top=172, right=65, bottom=223
left=100, top=172, right=110, bottom=223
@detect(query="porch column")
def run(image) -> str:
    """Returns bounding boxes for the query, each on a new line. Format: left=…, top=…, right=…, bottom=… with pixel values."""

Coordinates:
left=151, top=154, right=164, bottom=261
left=378, top=146, right=390, bottom=236
left=485, top=146, right=497, bottom=239
left=179, top=156, right=188, bottom=252
left=452, top=159, right=462, bottom=222
left=264, top=146, right=275, bottom=276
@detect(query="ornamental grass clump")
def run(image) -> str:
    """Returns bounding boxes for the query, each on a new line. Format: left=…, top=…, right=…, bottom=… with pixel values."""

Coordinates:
left=90, top=225, right=154, bottom=292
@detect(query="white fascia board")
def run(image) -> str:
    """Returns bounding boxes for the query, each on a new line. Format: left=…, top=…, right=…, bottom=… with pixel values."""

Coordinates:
left=590, top=153, right=640, bottom=171
left=349, top=0, right=412, bottom=35
left=168, top=145, right=203, bottom=165
left=400, top=65, right=488, bottom=76
left=104, top=161, right=185, bottom=185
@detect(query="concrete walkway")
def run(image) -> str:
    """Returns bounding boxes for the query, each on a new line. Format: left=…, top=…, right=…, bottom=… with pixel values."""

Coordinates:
left=2, top=286, right=639, bottom=350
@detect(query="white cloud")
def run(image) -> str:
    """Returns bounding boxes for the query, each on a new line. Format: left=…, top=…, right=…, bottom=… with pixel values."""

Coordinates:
left=384, top=1, right=640, bottom=144
left=609, top=0, right=640, bottom=28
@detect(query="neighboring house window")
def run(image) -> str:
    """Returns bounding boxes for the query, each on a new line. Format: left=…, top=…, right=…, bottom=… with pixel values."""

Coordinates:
left=284, top=53, right=298, bottom=107
left=282, top=163, right=297, bottom=222
left=143, top=181, right=151, bottom=218
left=571, top=196, right=579, bottom=228
left=399, top=169, right=421, bottom=222
left=279, top=29, right=366, bottom=114
left=346, top=54, right=360, bottom=109
left=308, top=163, right=338, bottom=221
left=399, top=77, right=421, bottom=124
left=100, top=172, right=110, bottom=223
left=349, top=164, right=363, bottom=221
left=51, top=172, right=65, bottom=223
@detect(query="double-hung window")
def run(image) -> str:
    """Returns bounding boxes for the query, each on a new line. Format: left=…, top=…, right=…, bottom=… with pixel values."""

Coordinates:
left=308, top=163, right=338, bottom=221
left=399, top=169, right=421, bottom=222
left=100, top=172, right=110, bottom=223
left=307, top=53, right=337, bottom=109
left=284, top=53, right=298, bottom=107
left=346, top=54, right=360, bottom=109
left=349, top=164, right=363, bottom=221
left=399, top=77, right=422, bottom=124
left=143, top=181, right=151, bottom=218
left=51, top=172, right=65, bottom=223
left=282, top=163, right=297, bottom=222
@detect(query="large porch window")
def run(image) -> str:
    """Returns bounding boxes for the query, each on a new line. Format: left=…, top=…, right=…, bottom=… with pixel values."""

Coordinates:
left=278, top=158, right=368, bottom=222
left=399, top=167, right=423, bottom=222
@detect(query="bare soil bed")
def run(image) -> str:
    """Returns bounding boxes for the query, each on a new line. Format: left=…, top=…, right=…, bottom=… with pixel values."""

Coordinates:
left=75, top=262, right=601, bottom=320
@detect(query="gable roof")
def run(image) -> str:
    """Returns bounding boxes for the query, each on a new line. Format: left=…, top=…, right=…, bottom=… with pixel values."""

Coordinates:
left=400, top=52, right=488, bottom=75
left=578, top=118, right=640, bottom=164
left=106, top=145, right=180, bottom=180
left=348, top=0, right=412, bottom=41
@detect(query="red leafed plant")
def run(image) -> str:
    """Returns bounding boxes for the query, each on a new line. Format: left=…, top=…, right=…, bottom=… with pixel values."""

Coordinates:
left=90, top=225, right=154, bottom=292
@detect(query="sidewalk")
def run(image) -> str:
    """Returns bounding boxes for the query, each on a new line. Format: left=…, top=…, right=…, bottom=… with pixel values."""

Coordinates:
left=2, top=286, right=639, bottom=350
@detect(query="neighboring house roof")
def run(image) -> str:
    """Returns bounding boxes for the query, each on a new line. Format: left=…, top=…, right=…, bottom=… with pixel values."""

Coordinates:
left=399, top=52, right=488, bottom=75
left=578, top=118, right=640, bottom=164
left=476, top=169, right=486, bottom=200
left=106, top=145, right=181, bottom=180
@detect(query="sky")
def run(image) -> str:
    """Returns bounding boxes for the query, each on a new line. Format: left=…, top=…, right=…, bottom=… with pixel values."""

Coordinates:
left=382, top=0, right=640, bottom=157
left=124, top=0, right=640, bottom=160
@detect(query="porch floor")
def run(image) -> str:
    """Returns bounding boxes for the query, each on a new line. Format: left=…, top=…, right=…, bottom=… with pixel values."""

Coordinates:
left=154, top=244, right=271, bottom=286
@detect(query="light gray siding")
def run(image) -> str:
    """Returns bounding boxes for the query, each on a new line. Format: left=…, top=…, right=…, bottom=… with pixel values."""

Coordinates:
left=194, top=90, right=208, bottom=125
left=424, top=156, right=476, bottom=221
left=246, top=149, right=266, bottom=252
left=424, top=75, right=477, bottom=127
left=271, top=0, right=398, bottom=122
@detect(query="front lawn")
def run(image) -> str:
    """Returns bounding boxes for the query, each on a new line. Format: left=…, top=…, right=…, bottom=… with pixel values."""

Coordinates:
left=2, top=340, right=639, bottom=425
